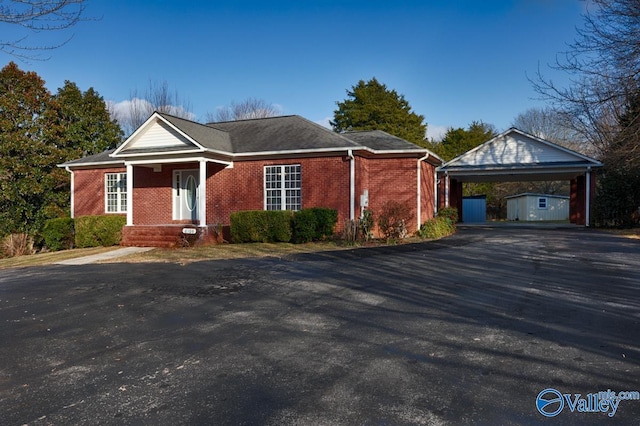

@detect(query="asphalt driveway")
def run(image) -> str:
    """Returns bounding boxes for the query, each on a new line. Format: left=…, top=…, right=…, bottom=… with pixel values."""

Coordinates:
left=1, top=226, right=639, bottom=425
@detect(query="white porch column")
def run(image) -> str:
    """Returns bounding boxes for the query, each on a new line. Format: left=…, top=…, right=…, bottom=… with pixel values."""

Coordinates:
left=585, top=167, right=591, bottom=227
left=445, top=172, right=450, bottom=208
left=199, top=160, right=207, bottom=227
left=126, top=164, right=133, bottom=226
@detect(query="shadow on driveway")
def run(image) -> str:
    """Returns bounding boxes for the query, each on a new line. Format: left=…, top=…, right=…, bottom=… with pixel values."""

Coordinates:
left=1, top=227, right=638, bottom=425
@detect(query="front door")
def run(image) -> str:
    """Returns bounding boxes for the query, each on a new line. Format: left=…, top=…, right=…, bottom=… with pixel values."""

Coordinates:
left=173, top=170, right=199, bottom=221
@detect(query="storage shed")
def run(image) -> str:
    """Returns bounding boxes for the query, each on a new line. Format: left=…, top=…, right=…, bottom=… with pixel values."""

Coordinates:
left=506, top=193, right=569, bottom=222
left=462, top=196, right=486, bottom=223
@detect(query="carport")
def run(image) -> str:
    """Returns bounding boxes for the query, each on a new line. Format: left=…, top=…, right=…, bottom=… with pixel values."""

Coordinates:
left=437, top=128, right=603, bottom=226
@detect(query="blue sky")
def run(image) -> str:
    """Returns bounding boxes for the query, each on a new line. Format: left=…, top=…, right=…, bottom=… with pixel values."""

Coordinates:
left=5, top=0, right=587, bottom=140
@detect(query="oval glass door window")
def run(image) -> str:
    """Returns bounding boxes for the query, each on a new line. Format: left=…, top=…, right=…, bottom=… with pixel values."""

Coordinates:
left=185, top=175, right=197, bottom=211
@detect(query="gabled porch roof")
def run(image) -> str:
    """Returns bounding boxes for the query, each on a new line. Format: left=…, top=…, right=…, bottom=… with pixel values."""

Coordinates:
left=438, top=128, right=602, bottom=182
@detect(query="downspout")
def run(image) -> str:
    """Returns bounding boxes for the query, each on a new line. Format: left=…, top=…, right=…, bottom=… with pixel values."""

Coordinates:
left=434, top=170, right=438, bottom=216
left=417, top=153, right=430, bottom=231
left=348, top=149, right=355, bottom=220
left=64, top=167, right=74, bottom=219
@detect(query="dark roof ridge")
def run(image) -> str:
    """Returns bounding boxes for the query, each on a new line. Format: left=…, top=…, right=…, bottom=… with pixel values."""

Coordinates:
left=205, top=114, right=297, bottom=127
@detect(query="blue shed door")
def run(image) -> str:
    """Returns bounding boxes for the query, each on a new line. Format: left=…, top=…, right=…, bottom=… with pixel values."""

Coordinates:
left=462, top=196, right=486, bottom=223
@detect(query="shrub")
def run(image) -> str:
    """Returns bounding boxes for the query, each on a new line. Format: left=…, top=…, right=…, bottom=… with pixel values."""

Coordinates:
left=378, top=201, right=413, bottom=240
left=75, top=215, right=126, bottom=248
left=292, top=208, right=338, bottom=243
left=42, top=217, right=75, bottom=251
left=419, top=216, right=456, bottom=239
left=342, top=209, right=375, bottom=244
left=230, top=210, right=293, bottom=243
left=309, top=207, right=338, bottom=240
left=1, top=233, right=35, bottom=258
left=437, top=207, right=459, bottom=224
left=292, top=209, right=317, bottom=243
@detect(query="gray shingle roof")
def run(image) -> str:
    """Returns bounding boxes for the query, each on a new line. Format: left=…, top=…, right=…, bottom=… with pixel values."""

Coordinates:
left=61, top=113, right=437, bottom=167
left=209, top=115, right=360, bottom=153
left=60, top=149, right=122, bottom=166
left=343, top=130, right=425, bottom=151
left=160, top=114, right=232, bottom=152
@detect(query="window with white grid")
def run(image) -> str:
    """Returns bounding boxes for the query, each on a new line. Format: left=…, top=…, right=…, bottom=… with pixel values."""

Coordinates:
left=264, top=165, right=301, bottom=211
left=105, top=173, right=127, bottom=213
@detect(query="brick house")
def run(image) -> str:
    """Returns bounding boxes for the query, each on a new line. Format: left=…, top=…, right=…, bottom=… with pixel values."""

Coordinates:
left=60, top=112, right=442, bottom=246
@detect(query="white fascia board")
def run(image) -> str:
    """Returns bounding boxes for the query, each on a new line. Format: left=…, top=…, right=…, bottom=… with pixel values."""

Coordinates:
left=115, top=148, right=207, bottom=158
left=57, top=160, right=125, bottom=169
left=124, top=156, right=233, bottom=167
left=446, top=166, right=589, bottom=177
left=232, top=147, right=366, bottom=157
left=232, top=146, right=437, bottom=158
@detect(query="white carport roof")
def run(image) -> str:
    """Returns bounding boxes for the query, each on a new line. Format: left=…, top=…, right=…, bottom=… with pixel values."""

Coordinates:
left=438, top=128, right=602, bottom=182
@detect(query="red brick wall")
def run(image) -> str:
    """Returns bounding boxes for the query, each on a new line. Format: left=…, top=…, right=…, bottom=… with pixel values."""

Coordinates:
left=365, top=157, right=419, bottom=234
left=421, top=161, right=436, bottom=224
left=73, top=167, right=126, bottom=217
left=134, top=164, right=190, bottom=225
left=207, top=156, right=351, bottom=229
left=72, top=155, right=439, bottom=236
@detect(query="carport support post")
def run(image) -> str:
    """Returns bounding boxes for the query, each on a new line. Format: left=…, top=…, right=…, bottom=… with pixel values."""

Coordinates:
left=445, top=172, right=450, bottom=207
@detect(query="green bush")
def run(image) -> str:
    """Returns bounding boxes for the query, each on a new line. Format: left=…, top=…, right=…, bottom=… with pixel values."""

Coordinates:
left=437, top=207, right=459, bottom=224
left=309, top=207, right=338, bottom=240
left=292, top=209, right=317, bottom=243
left=419, top=216, right=456, bottom=239
left=230, top=210, right=293, bottom=243
left=75, top=215, right=126, bottom=248
left=42, top=217, right=75, bottom=251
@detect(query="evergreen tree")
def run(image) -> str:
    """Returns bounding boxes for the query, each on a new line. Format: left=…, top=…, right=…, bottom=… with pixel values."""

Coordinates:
left=0, top=62, right=123, bottom=237
left=331, top=78, right=427, bottom=146
left=431, top=121, right=497, bottom=162
left=52, top=80, right=123, bottom=158
left=0, top=62, right=57, bottom=235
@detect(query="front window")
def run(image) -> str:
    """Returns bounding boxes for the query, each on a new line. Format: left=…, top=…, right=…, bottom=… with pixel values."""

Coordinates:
left=105, top=173, right=127, bottom=213
left=265, top=165, right=301, bottom=211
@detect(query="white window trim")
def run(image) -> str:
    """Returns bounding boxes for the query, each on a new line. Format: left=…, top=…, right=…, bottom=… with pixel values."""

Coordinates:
left=537, top=197, right=548, bottom=210
left=105, top=172, right=127, bottom=213
left=264, top=164, right=301, bottom=211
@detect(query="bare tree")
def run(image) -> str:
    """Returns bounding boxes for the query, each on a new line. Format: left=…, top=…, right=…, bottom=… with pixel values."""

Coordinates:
left=206, top=97, right=281, bottom=123
left=532, top=0, right=640, bottom=155
left=0, top=0, right=86, bottom=60
left=108, top=80, right=193, bottom=136
left=512, top=107, right=587, bottom=154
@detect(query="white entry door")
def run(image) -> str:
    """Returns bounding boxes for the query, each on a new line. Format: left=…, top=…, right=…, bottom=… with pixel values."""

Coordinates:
left=173, top=170, right=199, bottom=221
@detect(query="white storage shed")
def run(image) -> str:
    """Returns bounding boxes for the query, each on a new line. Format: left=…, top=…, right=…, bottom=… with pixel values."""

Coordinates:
left=506, top=193, right=569, bottom=222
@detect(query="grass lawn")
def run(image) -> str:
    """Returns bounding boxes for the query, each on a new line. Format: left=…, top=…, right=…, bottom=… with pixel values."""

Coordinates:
left=0, top=246, right=124, bottom=269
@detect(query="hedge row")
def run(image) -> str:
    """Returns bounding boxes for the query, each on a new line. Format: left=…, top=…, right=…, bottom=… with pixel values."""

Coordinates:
left=41, top=215, right=126, bottom=251
left=231, top=208, right=338, bottom=243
